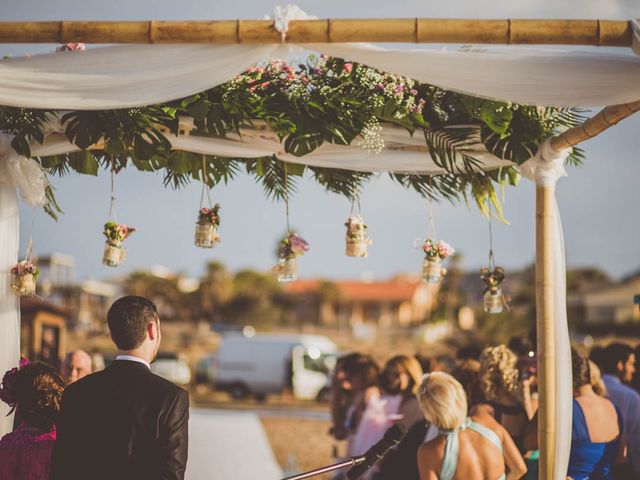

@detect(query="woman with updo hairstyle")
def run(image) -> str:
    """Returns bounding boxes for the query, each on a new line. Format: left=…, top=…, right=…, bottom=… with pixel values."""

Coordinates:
left=0, top=361, right=66, bottom=480
left=568, top=348, right=625, bottom=480
left=479, top=345, right=533, bottom=451
left=417, top=372, right=526, bottom=480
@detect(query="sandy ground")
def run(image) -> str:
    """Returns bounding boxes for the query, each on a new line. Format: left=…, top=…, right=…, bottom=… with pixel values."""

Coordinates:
left=260, top=416, right=340, bottom=479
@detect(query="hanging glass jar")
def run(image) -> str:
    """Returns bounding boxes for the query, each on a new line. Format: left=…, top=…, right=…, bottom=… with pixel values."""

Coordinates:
left=275, top=232, right=309, bottom=283
left=422, top=257, right=442, bottom=284
left=195, top=204, right=221, bottom=249
left=481, top=267, right=506, bottom=314
left=102, top=222, right=135, bottom=267
left=420, top=238, right=454, bottom=284
left=277, top=256, right=298, bottom=283
left=484, top=287, right=504, bottom=314
left=10, top=260, right=38, bottom=296
left=345, top=215, right=371, bottom=258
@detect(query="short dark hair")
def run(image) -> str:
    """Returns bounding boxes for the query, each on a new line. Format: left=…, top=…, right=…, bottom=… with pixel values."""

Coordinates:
left=107, top=296, right=159, bottom=350
left=572, top=348, right=590, bottom=390
left=601, top=342, right=634, bottom=375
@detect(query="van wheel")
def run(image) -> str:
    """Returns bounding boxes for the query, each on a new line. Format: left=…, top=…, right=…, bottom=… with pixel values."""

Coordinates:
left=230, top=383, right=249, bottom=400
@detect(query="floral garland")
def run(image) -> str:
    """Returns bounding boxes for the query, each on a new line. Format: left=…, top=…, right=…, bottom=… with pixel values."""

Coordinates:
left=0, top=54, right=585, bottom=220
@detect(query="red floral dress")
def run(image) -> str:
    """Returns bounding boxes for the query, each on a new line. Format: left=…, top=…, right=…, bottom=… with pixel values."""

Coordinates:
left=0, top=423, right=56, bottom=480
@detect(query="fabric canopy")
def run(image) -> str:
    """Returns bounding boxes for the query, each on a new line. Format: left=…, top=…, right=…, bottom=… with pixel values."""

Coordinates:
left=31, top=123, right=513, bottom=174
left=0, top=40, right=639, bottom=110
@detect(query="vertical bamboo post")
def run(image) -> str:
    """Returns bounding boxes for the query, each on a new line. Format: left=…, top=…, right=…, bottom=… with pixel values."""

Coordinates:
left=536, top=185, right=556, bottom=480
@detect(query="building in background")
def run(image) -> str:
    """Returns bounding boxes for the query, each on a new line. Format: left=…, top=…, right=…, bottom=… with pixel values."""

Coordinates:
left=569, top=272, right=640, bottom=326
left=283, top=275, right=439, bottom=329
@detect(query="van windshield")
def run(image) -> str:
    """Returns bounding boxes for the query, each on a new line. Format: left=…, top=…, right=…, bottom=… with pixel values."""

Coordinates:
left=303, top=352, right=337, bottom=374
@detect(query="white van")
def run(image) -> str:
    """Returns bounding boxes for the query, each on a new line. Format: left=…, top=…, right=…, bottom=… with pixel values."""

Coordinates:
left=211, top=334, right=338, bottom=401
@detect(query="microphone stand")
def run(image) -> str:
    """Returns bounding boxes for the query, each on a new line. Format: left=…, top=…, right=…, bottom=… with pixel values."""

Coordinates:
left=281, top=456, right=365, bottom=480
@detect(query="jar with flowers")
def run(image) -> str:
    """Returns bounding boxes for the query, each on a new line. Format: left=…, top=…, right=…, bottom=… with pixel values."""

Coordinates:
left=275, top=233, right=309, bottom=283
left=102, top=221, right=136, bottom=267
left=195, top=204, right=221, bottom=248
left=421, top=238, right=455, bottom=283
left=10, top=260, right=39, bottom=296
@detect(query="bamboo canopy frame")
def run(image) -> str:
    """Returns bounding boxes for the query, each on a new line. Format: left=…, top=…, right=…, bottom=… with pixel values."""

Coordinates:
left=0, top=18, right=634, bottom=46
left=2, top=16, right=640, bottom=480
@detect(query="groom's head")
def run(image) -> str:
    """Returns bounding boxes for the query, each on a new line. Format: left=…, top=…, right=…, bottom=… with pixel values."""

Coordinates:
left=107, top=296, right=161, bottom=361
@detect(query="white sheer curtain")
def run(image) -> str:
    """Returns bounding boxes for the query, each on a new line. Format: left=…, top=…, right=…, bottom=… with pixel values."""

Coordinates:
left=520, top=139, right=573, bottom=480
left=0, top=42, right=638, bottom=109
left=0, top=134, right=49, bottom=436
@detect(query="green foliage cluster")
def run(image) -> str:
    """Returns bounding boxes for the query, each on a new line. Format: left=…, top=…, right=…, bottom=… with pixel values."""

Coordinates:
left=0, top=55, right=585, bottom=218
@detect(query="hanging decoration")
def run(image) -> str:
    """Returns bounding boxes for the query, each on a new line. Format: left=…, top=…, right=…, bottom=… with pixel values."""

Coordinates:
left=10, top=210, right=39, bottom=296
left=481, top=201, right=507, bottom=313
left=10, top=260, right=38, bottom=297
left=274, top=163, right=309, bottom=283
left=418, top=191, right=455, bottom=283
left=194, top=156, right=221, bottom=249
left=345, top=190, right=372, bottom=258
left=276, top=232, right=310, bottom=283
left=102, top=163, right=136, bottom=267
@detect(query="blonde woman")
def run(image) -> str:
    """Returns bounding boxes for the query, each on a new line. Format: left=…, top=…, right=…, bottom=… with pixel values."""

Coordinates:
left=417, top=372, right=526, bottom=480
left=588, top=360, right=608, bottom=397
left=479, top=345, right=533, bottom=451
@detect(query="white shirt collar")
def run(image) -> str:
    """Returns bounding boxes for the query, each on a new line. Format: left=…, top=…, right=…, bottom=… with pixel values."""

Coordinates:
left=115, top=354, right=151, bottom=369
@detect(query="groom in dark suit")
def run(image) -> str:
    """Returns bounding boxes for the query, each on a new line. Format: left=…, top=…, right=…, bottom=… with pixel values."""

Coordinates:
left=51, top=296, right=189, bottom=480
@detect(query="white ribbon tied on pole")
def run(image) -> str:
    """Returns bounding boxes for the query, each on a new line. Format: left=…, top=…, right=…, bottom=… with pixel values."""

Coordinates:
left=520, top=137, right=572, bottom=480
left=0, top=133, right=47, bottom=437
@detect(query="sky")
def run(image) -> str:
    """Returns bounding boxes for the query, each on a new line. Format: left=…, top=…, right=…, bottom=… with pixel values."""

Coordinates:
left=4, top=0, right=640, bottom=283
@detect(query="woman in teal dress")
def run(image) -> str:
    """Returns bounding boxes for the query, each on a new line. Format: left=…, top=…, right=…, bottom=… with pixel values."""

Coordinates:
left=416, top=372, right=527, bottom=480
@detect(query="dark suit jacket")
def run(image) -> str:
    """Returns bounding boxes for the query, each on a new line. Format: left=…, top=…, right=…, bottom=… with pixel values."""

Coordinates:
left=375, top=420, right=428, bottom=480
left=50, top=359, right=189, bottom=480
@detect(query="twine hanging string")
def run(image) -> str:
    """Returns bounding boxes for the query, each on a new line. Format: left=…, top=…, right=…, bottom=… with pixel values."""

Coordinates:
left=427, top=177, right=437, bottom=240
left=487, top=192, right=496, bottom=269
left=107, top=158, right=117, bottom=222
left=349, top=184, right=362, bottom=217
left=284, top=161, right=291, bottom=234
left=24, top=207, right=36, bottom=263
left=199, top=155, right=213, bottom=209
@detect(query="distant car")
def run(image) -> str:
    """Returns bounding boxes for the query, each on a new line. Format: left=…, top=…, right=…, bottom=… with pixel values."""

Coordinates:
left=151, top=352, right=191, bottom=385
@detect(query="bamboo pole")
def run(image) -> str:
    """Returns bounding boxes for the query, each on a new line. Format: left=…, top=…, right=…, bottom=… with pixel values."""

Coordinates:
left=550, top=100, right=640, bottom=151
left=536, top=184, right=557, bottom=480
left=0, top=19, right=632, bottom=47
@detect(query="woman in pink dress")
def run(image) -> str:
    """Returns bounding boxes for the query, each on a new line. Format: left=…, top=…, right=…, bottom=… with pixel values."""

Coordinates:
left=0, top=360, right=65, bottom=480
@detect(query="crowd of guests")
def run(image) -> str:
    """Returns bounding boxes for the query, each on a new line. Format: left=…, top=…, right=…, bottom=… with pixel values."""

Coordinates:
left=329, top=339, right=640, bottom=480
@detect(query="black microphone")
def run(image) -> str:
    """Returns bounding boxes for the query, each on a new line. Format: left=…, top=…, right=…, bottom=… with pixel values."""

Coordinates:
left=346, top=423, right=407, bottom=480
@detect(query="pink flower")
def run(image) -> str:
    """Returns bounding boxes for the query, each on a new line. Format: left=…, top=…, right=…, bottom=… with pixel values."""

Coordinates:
left=56, top=43, right=85, bottom=52
left=260, top=81, right=270, bottom=88
left=289, top=233, right=309, bottom=254
left=343, top=63, right=353, bottom=74
left=18, top=358, right=30, bottom=368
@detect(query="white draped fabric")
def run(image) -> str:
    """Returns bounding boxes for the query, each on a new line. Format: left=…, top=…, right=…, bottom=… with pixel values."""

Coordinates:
left=31, top=124, right=512, bottom=174
left=520, top=138, right=573, bottom=480
left=0, top=41, right=639, bottom=109
left=0, top=133, right=49, bottom=435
